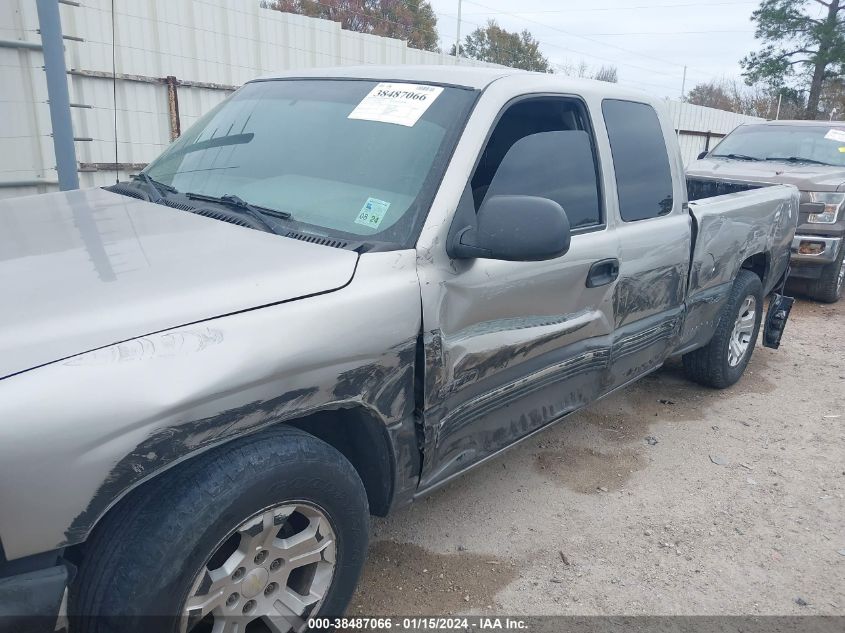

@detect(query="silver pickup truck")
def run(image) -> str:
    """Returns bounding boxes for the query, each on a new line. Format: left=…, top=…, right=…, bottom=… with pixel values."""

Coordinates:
left=0, top=66, right=798, bottom=633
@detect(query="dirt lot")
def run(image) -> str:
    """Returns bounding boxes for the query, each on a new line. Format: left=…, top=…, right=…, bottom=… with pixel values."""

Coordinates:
left=350, top=297, right=845, bottom=616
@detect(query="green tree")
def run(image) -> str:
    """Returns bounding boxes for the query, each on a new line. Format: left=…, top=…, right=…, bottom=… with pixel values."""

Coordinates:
left=452, top=20, right=551, bottom=72
left=266, top=0, right=440, bottom=52
left=741, top=0, right=844, bottom=119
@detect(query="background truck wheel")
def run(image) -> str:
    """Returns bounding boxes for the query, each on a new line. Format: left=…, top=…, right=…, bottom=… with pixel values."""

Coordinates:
left=806, top=244, right=845, bottom=303
left=683, top=269, right=763, bottom=389
left=70, top=426, right=369, bottom=633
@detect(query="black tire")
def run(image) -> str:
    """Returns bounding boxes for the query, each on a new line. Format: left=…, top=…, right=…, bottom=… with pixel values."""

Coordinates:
left=806, top=244, right=845, bottom=303
left=683, top=269, right=763, bottom=389
left=70, top=426, right=369, bottom=633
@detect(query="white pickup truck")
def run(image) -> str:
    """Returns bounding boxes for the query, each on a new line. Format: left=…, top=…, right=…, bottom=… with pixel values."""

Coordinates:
left=0, top=66, right=798, bottom=633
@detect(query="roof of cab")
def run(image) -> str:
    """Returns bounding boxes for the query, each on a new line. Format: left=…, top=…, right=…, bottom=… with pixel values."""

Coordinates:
left=741, top=119, right=845, bottom=128
left=251, top=64, right=658, bottom=103
left=253, top=64, right=520, bottom=89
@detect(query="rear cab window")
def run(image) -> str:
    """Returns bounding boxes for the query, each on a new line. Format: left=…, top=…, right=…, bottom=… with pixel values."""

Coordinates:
left=602, top=99, right=674, bottom=221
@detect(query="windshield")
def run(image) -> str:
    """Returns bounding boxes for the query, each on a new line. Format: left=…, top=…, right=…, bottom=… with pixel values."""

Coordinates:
left=144, top=79, right=476, bottom=245
left=710, top=124, right=845, bottom=167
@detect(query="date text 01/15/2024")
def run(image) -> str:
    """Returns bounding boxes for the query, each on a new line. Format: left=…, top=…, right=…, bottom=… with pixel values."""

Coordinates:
left=307, top=617, right=529, bottom=630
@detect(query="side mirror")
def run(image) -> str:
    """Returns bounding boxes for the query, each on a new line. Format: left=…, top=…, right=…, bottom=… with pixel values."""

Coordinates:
left=449, top=195, right=571, bottom=261
left=697, top=151, right=709, bottom=160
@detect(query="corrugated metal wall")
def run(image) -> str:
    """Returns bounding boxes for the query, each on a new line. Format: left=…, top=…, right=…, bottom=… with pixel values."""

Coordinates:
left=0, top=0, right=763, bottom=200
left=1, top=0, right=55, bottom=198
left=667, top=100, right=763, bottom=164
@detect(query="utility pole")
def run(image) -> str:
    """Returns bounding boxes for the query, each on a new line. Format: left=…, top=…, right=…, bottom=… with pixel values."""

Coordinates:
left=680, top=66, right=687, bottom=101
left=455, top=0, right=462, bottom=63
left=36, top=0, right=78, bottom=190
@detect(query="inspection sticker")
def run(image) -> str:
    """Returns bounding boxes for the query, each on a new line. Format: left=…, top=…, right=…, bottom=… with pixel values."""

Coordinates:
left=348, top=82, right=444, bottom=127
left=823, top=128, right=845, bottom=143
left=354, top=197, right=391, bottom=229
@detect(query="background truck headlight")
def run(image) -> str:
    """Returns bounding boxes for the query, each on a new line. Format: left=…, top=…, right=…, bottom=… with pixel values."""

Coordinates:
left=806, top=192, right=845, bottom=223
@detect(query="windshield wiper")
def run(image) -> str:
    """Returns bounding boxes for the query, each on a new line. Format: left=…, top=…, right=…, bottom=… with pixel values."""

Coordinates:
left=763, top=156, right=833, bottom=166
left=131, top=172, right=177, bottom=202
left=711, top=153, right=760, bottom=161
left=185, top=192, right=292, bottom=233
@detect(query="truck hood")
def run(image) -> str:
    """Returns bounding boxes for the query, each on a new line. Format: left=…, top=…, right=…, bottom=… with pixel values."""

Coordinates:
left=0, top=188, right=358, bottom=379
left=687, top=157, right=845, bottom=192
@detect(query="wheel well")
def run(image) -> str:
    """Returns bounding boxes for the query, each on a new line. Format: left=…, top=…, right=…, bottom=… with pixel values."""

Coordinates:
left=286, top=408, right=395, bottom=517
left=75, top=409, right=393, bottom=546
left=741, top=252, right=768, bottom=285
left=64, top=407, right=394, bottom=574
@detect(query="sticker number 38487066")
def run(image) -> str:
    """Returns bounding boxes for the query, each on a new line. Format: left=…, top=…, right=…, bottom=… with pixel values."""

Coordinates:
left=348, top=82, right=444, bottom=127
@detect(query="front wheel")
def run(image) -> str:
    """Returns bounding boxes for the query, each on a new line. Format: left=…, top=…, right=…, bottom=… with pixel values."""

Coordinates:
left=683, top=269, right=763, bottom=389
left=70, top=427, right=369, bottom=633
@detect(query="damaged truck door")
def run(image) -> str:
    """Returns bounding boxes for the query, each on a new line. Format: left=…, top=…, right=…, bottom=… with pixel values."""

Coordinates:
left=417, top=96, right=620, bottom=488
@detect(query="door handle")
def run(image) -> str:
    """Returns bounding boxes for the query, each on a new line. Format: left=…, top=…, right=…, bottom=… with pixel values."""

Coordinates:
left=586, top=258, right=620, bottom=288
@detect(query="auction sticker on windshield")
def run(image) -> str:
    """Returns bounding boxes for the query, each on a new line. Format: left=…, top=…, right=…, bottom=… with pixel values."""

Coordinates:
left=354, top=197, right=391, bottom=229
left=824, top=129, right=845, bottom=143
left=348, top=83, right=444, bottom=127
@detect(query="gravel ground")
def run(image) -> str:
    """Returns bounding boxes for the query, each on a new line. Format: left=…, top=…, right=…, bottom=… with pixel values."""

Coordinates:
left=349, top=297, right=845, bottom=616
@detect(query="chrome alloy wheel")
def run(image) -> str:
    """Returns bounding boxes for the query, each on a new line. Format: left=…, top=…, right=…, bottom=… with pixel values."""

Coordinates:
left=181, top=503, right=336, bottom=633
left=727, top=295, right=757, bottom=367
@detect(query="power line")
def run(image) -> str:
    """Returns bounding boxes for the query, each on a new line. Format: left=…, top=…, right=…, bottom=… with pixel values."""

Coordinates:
left=439, top=3, right=741, bottom=80
left=234, top=0, right=705, bottom=83
left=461, top=0, right=721, bottom=79
left=572, top=30, right=755, bottom=36
left=436, top=7, right=701, bottom=81
left=461, top=1, right=758, bottom=14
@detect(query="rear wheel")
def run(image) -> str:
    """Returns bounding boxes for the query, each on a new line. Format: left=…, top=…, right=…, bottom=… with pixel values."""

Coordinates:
left=70, top=427, right=369, bottom=633
left=806, top=244, right=845, bottom=303
left=683, top=269, right=763, bottom=389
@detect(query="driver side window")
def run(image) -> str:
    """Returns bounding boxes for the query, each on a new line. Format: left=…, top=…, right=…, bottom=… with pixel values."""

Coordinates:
left=471, top=97, right=603, bottom=230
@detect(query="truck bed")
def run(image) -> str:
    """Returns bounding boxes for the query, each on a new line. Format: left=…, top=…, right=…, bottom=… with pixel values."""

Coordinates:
left=674, top=178, right=800, bottom=355
left=686, top=176, right=764, bottom=201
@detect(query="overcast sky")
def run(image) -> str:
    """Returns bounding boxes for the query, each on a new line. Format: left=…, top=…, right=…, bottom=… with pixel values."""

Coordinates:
left=426, top=0, right=765, bottom=98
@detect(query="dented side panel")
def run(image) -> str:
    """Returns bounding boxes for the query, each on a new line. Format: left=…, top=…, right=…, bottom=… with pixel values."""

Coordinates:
left=677, top=184, right=800, bottom=352
left=688, top=184, right=798, bottom=295
left=417, top=231, right=620, bottom=488
left=605, top=213, right=691, bottom=390
left=413, top=79, right=662, bottom=490
left=0, top=251, right=421, bottom=560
